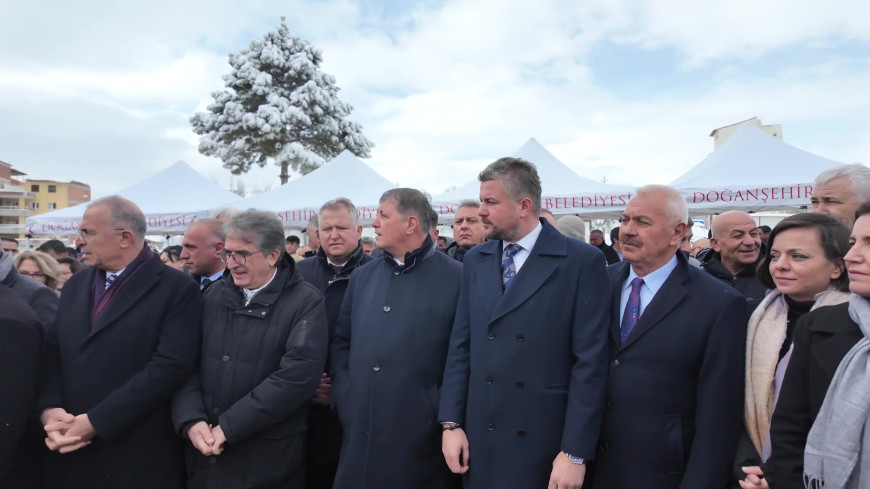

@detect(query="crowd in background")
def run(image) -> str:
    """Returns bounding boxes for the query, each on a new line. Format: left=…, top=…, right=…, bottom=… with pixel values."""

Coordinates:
left=1, top=161, right=870, bottom=489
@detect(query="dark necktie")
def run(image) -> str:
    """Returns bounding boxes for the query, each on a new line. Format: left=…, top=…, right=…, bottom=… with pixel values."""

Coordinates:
left=105, top=273, right=118, bottom=290
left=620, top=277, right=644, bottom=344
left=329, top=264, right=342, bottom=275
left=502, top=244, right=521, bottom=291
left=200, top=278, right=212, bottom=290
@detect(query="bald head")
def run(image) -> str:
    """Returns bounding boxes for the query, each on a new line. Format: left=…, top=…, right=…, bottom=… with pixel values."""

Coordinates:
left=181, top=219, right=226, bottom=277
left=710, top=211, right=761, bottom=274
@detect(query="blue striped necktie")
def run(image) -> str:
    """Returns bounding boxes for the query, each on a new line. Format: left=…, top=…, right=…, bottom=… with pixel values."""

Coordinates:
left=105, top=273, right=118, bottom=290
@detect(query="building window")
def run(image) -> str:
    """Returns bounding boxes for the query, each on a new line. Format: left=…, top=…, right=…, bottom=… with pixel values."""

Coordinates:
left=48, top=203, right=57, bottom=209
left=48, top=185, right=57, bottom=193
left=30, top=184, right=39, bottom=192
left=31, top=202, right=39, bottom=209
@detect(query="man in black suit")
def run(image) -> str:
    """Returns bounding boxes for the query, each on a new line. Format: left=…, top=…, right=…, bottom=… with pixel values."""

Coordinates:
left=590, top=229, right=621, bottom=264
left=38, top=196, right=201, bottom=489
left=439, top=157, right=610, bottom=489
left=0, top=283, right=41, bottom=488
left=180, top=218, right=226, bottom=291
left=296, top=198, right=374, bottom=489
left=592, top=185, right=747, bottom=489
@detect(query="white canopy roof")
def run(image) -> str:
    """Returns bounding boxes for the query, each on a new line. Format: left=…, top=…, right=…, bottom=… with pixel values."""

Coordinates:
left=232, top=150, right=395, bottom=228
left=432, top=138, right=635, bottom=221
left=670, top=125, right=843, bottom=213
left=26, top=161, right=241, bottom=236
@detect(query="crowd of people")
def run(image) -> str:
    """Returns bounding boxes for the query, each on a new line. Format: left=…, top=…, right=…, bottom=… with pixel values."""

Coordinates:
left=1, top=160, right=869, bottom=489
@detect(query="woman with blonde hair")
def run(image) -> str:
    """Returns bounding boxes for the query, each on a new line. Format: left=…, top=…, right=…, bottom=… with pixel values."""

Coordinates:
left=14, top=250, right=61, bottom=291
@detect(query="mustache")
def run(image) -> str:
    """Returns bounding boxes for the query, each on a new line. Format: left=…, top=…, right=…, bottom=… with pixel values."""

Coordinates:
left=622, top=237, right=642, bottom=247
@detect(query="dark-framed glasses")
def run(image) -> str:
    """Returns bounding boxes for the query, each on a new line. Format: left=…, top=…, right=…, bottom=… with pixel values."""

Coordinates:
left=77, top=228, right=126, bottom=240
left=217, top=249, right=259, bottom=265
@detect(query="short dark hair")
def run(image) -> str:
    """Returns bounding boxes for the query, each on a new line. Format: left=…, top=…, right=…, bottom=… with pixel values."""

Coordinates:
left=379, top=188, right=433, bottom=234
left=37, top=239, right=67, bottom=255
left=856, top=202, right=870, bottom=220
left=757, top=213, right=850, bottom=292
left=285, top=235, right=300, bottom=245
left=0, top=236, right=17, bottom=245
left=478, top=157, right=542, bottom=213
left=590, top=229, right=604, bottom=237
left=758, top=225, right=772, bottom=234
left=162, top=245, right=183, bottom=263
left=56, top=256, right=83, bottom=274
left=610, top=227, right=620, bottom=242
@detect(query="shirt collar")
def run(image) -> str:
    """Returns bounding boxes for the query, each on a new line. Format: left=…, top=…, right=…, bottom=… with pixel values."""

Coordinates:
left=242, top=268, right=278, bottom=305
left=625, top=253, right=678, bottom=296
left=204, top=269, right=224, bottom=283
left=503, top=222, right=543, bottom=252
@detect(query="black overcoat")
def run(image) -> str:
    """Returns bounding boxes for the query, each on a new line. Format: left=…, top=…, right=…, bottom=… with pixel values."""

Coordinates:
left=38, top=252, right=202, bottom=489
left=592, top=252, right=747, bottom=489
left=330, top=237, right=462, bottom=489
left=438, top=220, right=611, bottom=488
left=172, top=258, right=328, bottom=489
left=766, top=302, right=863, bottom=489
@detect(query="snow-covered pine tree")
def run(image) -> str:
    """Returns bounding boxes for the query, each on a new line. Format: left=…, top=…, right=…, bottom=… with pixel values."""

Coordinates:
left=191, top=18, right=374, bottom=184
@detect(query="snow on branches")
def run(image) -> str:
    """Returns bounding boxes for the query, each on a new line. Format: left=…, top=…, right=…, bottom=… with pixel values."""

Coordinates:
left=191, top=18, right=374, bottom=183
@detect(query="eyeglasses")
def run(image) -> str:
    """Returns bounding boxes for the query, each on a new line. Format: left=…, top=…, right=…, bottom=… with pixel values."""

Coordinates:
left=217, top=249, right=261, bottom=265
left=19, top=270, right=45, bottom=279
left=77, top=228, right=126, bottom=240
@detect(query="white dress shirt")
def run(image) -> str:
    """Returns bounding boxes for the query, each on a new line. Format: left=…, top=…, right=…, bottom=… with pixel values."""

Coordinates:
left=502, top=223, right=543, bottom=274
left=619, top=254, right=678, bottom=320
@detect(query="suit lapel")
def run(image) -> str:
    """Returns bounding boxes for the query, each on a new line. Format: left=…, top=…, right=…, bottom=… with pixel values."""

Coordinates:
left=474, top=242, right=502, bottom=320
left=489, top=223, right=565, bottom=324
left=87, top=259, right=162, bottom=340
left=619, top=257, right=688, bottom=351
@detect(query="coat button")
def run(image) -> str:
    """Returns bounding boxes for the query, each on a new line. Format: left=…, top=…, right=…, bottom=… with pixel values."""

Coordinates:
left=209, top=457, right=218, bottom=464
left=366, top=429, right=371, bottom=437
left=222, top=355, right=230, bottom=362
left=516, top=334, right=524, bottom=341
left=487, top=424, right=495, bottom=431
left=517, top=430, right=526, bottom=437
left=604, top=401, right=612, bottom=410
left=383, top=305, right=391, bottom=312
left=515, top=382, right=524, bottom=389
left=261, top=311, right=266, bottom=316
left=611, top=359, right=620, bottom=367
left=212, top=407, right=220, bottom=414
left=485, top=376, right=493, bottom=384
left=599, top=442, right=609, bottom=451
left=487, top=332, right=495, bottom=340
left=394, top=271, right=400, bottom=276
left=373, top=363, right=381, bottom=372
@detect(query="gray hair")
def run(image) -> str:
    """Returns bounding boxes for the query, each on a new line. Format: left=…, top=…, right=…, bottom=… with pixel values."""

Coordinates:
left=210, top=207, right=240, bottom=221
left=89, top=196, right=147, bottom=241
left=634, top=185, right=688, bottom=224
left=224, top=210, right=285, bottom=255
left=320, top=197, right=359, bottom=226
left=458, top=199, right=480, bottom=210
left=307, top=213, right=319, bottom=229
left=815, top=164, right=870, bottom=203
left=380, top=188, right=432, bottom=233
left=360, top=236, right=375, bottom=246
left=478, top=157, right=542, bottom=213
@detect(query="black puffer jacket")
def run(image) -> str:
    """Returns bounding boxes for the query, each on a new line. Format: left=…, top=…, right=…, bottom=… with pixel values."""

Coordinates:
left=172, top=255, right=328, bottom=489
left=702, top=253, right=767, bottom=314
left=0, top=250, right=58, bottom=331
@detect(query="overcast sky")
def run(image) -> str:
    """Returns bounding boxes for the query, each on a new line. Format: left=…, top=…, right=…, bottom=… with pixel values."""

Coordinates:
left=1, top=0, right=868, bottom=199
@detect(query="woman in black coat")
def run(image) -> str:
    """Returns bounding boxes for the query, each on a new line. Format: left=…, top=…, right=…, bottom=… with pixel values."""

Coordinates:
left=763, top=205, right=870, bottom=488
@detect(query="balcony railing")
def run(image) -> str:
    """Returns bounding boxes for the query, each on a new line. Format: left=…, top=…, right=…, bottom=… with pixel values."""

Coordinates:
left=0, top=205, right=34, bottom=217
left=0, top=223, right=26, bottom=234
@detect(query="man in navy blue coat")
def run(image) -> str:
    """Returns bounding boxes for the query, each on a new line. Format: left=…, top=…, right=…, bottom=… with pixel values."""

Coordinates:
left=439, top=157, right=610, bottom=489
left=591, top=185, right=747, bottom=489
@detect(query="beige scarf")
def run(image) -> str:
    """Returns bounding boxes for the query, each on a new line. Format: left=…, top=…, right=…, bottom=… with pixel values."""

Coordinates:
left=745, top=287, right=850, bottom=455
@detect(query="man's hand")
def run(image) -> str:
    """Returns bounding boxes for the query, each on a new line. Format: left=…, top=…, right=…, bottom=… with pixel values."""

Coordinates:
left=42, top=408, right=81, bottom=452
left=548, top=452, right=586, bottom=489
left=211, top=425, right=227, bottom=455
left=738, top=466, right=769, bottom=489
left=442, top=426, right=470, bottom=474
left=187, top=421, right=216, bottom=456
left=313, top=373, right=331, bottom=406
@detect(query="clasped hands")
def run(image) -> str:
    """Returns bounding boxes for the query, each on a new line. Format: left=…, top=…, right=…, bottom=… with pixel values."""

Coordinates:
left=187, top=421, right=228, bottom=456
left=41, top=407, right=95, bottom=454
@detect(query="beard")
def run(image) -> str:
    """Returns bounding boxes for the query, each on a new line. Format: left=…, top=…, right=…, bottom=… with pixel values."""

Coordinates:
left=485, top=219, right=521, bottom=242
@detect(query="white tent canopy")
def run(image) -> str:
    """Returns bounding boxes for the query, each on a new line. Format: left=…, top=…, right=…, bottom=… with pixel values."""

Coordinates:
left=432, top=138, right=635, bottom=221
left=26, top=161, right=241, bottom=236
left=669, top=126, right=844, bottom=213
left=231, top=150, right=395, bottom=228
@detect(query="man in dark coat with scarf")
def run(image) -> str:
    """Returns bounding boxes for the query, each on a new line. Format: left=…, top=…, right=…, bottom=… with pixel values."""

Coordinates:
left=297, top=197, right=374, bottom=489
left=172, top=210, right=328, bottom=489
left=331, top=188, right=462, bottom=489
left=37, top=196, right=202, bottom=489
